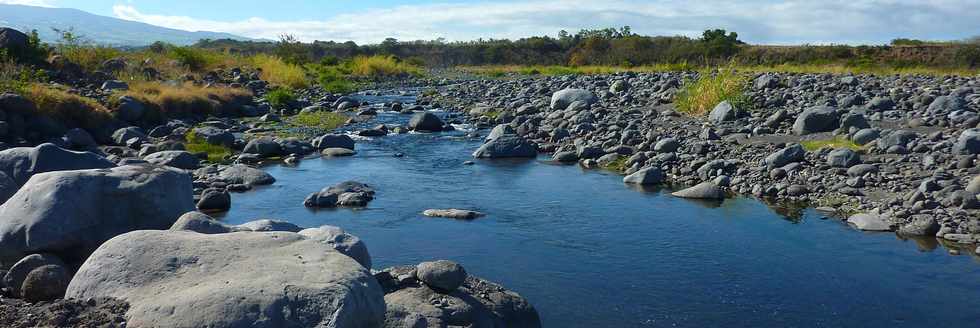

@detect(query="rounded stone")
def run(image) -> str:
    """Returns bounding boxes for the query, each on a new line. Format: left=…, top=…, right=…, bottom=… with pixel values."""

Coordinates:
left=416, top=260, right=467, bottom=293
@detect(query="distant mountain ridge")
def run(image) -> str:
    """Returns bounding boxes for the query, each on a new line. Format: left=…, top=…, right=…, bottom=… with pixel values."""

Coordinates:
left=0, top=4, right=254, bottom=47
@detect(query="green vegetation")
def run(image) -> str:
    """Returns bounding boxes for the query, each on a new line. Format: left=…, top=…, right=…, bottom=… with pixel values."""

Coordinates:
left=0, top=29, right=49, bottom=65
left=287, top=111, right=348, bottom=130
left=311, top=64, right=355, bottom=93
left=264, top=87, right=296, bottom=109
left=185, top=130, right=232, bottom=163
left=675, top=63, right=749, bottom=116
left=602, top=157, right=629, bottom=173
left=348, top=55, right=422, bottom=77
left=0, top=61, right=47, bottom=94
left=801, top=136, right=864, bottom=152
left=250, top=54, right=307, bottom=89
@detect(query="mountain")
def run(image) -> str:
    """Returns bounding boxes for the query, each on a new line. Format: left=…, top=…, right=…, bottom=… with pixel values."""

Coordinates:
left=0, top=4, right=254, bottom=47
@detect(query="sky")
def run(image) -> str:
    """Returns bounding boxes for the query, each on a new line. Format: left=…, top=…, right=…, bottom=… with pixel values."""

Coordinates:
left=2, top=0, right=979, bottom=45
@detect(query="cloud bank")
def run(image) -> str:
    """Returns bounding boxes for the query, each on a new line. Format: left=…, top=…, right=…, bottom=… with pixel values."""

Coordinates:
left=112, top=0, right=980, bottom=45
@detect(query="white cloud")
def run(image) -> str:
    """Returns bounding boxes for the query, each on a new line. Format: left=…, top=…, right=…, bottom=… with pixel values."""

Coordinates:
left=111, top=0, right=980, bottom=45
left=0, top=0, right=55, bottom=7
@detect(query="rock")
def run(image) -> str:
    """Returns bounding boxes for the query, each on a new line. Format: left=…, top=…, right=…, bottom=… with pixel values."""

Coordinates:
left=765, top=143, right=806, bottom=169
left=0, top=171, right=16, bottom=204
left=322, top=147, right=356, bottom=157
left=610, top=80, right=629, bottom=93
left=550, top=88, right=597, bottom=111
left=21, top=264, right=70, bottom=302
left=63, top=128, right=98, bottom=150
left=219, top=164, right=275, bottom=186
left=169, top=211, right=239, bottom=234
left=898, top=216, right=940, bottom=236
left=196, top=188, right=231, bottom=212
left=953, top=128, right=980, bottom=155
left=653, top=138, right=680, bottom=153
left=786, top=185, right=808, bottom=196
left=408, top=112, right=446, bottom=132
left=299, top=225, right=372, bottom=268
left=486, top=124, right=516, bottom=142
left=3, top=253, right=66, bottom=298
left=0, top=143, right=114, bottom=188
left=792, top=106, right=839, bottom=135
left=111, top=126, right=146, bottom=146
left=847, top=164, right=878, bottom=177
left=866, top=97, right=895, bottom=111
left=622, top=167, right=665, bottom=185
left=754, top=74, right=778, bottom=89
left=237, top=219, right=302, bottom=232
left=100, top=80, right=128, bottom=91
left=966, top=176, right=980, bottom=194
left=423, top=209, right=486, bottom=220
left=879, top=130, right=918, bottom=149
left=191, top=126, right=234, bottom=147
left=304, top=181, right=375, bottom=208
left=115, top=96, right=145, bottom=122
left=242, top=137, right=284, bottom=157
left=472, top=135, right=536, bottom=158
left=65, top=230, right=386, bottom=328
left=0, top=28, right=29, bottom=54
left=708, top=100, right=743, bottom=123
left=852, top=128, right=880, bottom=145
left=928, top=95, right=967, bottom=113
left=0, top=165, right=194, bottom=264
left=839, top=112, right=870, bottom=131
left=552, top=151, right=579, bottom=163
left=381, top=265, right=541, bottom=328
left=671, top=182, right=725, bottom=200
left=143, top=150, right=200, bottom=169
left=827, top=148, right=861, bottom=168
left=416, top=260, right=467, bottom=293
left=312, top=133, right=355, bottom=150
left=847, top=213, right=892, bottom=231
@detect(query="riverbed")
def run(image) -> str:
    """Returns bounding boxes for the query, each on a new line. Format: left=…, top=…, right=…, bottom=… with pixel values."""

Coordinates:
left=219, top=95, right=980, bottom=327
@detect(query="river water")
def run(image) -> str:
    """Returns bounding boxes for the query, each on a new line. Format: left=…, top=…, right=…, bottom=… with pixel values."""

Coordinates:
left=219, top=92, right=980, bottom=327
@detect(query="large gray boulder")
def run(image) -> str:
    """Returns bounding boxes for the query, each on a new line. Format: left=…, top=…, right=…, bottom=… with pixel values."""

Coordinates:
left=827, top=148, right=861, bottom=168
left=847, top=213, right=892, bottom=231
left=304, top=181, right=376, bottom=208
left=671, top=182, right=725, bottom=200
left=3, top=253, right=66, bottom=298
left=0, top=143, right=114, bottom=188
left=242, top=137, right=284, bottom=157
left=219, top=164, right=275, bottom=186
left=485, top=124, right=516, bottom=143
left=550, top=88, right=597, bottom=111
left=765, top=144, right=806, bottom=169
left=112, top=127, right=146, bottom=146
left=792, top=106, right=839, bottom=135
left=0, top=165, right=194, bottom=264
left=0, top=28, right=29, bottom=55
left=472, top=135, right=537, bottom=158
left=299, top=225, right=372, bottom=269
left=66, top=230, right=386, bottom=328
left=380, top=265, right=541, bottom=328
left=312, top=133, right=355, bottom=150
left=143, top=150, right=200, bottom=169
left=623, top=167, right=665, bottom=185
left=953, top=129, right=980, bottom=155
left=191, top=126, right=234, bottom=146
left=408, top=112, right=446, bottom=132
left=708, top=101, right=742, bottom=123
left=416, top=260, right=467, bottom=293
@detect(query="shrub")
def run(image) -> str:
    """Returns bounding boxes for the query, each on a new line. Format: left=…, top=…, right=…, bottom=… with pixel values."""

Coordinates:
left=250, top=54, right=308, bottom=88
left=314, top=65, right=355, bottom=94
left=674, top=63, right=749, bottom=116
left=23, top=84, right=112, bottom=130
left=349, top=55, right=421, bottom=78
left=185, top=130, right=232, bottom=162
left=169, top=47, right=209, bottom=71
left=264, top=86, right=296, bottom=110
left=0, top=61, right=47, bottom=94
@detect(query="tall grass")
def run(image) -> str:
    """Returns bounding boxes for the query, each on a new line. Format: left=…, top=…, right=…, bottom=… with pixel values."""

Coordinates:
left=185, top=130, right=232, bottom=163
left=349, top=55, right=421, bottom=77
left=23, top=84, right=113, bottom=130
left=264, top=86, right=296, bottom=109
left=461, top=63, right=695, bottom=76
left=674, top=63, right=749, bottom=116
left=251, top=54, right=307, bottom=88
left=460, top=62, right=980, bottom=77
left=120, top=81, right=252, bottom=118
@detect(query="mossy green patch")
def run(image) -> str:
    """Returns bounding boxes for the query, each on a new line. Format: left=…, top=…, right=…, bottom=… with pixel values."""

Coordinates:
left=801, top=136, right=863, bottom=152
left=185, top=130, right=233, bottom=163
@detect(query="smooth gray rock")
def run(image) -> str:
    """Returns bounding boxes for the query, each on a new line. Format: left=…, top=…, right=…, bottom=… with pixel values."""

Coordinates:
left=416, top=260, right=467, bottom=293
left=66, top=230, right=386, bottom=328
left=485, top=124, right=516, bottom=142
left=827, top=149, right=861, bottom=168
left=967, top=176, right=980, bottom=194
left=0, top=143, right=114, bottom=188
left=408, top=112, right=446, bottom=132
left=847, top=164, right=879, bottom=177
left=63, top=128, right=98, bottom=150
left=953, top=128, right=980, bottom=155
left=852, top=128, right=880, bottom=145
left=653, top=138, right=680, bottom=153
left=3, top=253, right=66, bottom=298
left=423, top=209, right=486, bottom=220
left=312, top=133, right=355, bottom=150
left=144, top=150, right=200, bottom=169
left=765, top=144, right=806, bottom=169
left=898, top=216, right=940, bottom=236
left=552, top=151, right=579, bottom=163
left=550, top=88, right=597, bottom=111
left=242, top=137, right=284, bottom=157
left=196, top=188, right=230, bottom=212
left=322, top=147, right=356, bottom=157
left=191, top=126, right=234, bottom=147
left=237, top=219, right=303, bottom=232
left=299, top=225, right=372, bottom=269
left=219, top=164, right=275, bottom=186
left=21, top=264, right=70, bottom=302
left=879, top=130, right=918, bottom=149
left=115, top=96, right=145, bottom=122
left=305, top=181, right=376, bottom=208
left=792, top=106, right=839, bottom=135
left=0, top=171, right=17, bottom=205
left=671, top=182, right=725, bottom=200
left=847, top=213, right=892, bottom=231
left=623, top=167, right=665, bottom=185
left=0, top=165, right=194, bottom=264
left=708, top=101, right=742, bottom=123
left=472, top=135, right=536, bottom=158
left=169, top=211, right=239, bottom=234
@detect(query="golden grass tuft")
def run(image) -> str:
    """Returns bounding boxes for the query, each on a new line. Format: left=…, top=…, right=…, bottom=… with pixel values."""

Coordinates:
left=349, top=55, right=422, bottom=77
left=120, top=82, right=252, bottom=119
left=250, top=54, right=308, bottom=89
left=674, top=64, right=749, bottom=116
left=23, top=84, right=113, bottom=130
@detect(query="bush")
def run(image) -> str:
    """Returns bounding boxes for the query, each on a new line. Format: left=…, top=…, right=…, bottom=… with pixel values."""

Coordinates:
left=185, top=130, right=232, bottom=162
left=264, top=86, right=295, bottom=109
left=314, top=65, right=355, bottom=94
left=675, top=63, right=749, bottom=116
left=250, top=54, right=308, bottom=88
left=349, top=55, right=421, bottom=78
left=169, top=47, right=209, bottom=71
left=0, top=61, right=47, bottom=94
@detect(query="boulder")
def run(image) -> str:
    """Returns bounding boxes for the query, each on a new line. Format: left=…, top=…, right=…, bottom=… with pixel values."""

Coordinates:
left=0, top=28, right=29, bottom=55
left=898, top=216, right=940, bottom=236
left=622, top=167, right=665, bottom=185
left=550, top=88, right=597, bottom=111
left=66, top=230, right=386, bottom=328
left=112, top=127, right=146, bottom=146
left=967, top=175, right=980, bottom=194
left=2, top=253, right=66, bottom=298
left=485, top=124, right=516, bottom=142
left=237, top=219, right=302, bottom=232
left=422, top=209, right=486, bottom=220
left=408, top=112, right=446, bottom=132
left=0, top=143, right=114, bottom=191
left=792, top=106, right=839, bottom=135
left=765, top=144, right=806, bottom=169
left=115, top=96, right=145, bottom=122
left=170, top=211, right=240, bottom=234
left=63, top=128, right=98, bottom=150
left=312, top=133, right=355, bottom=150
left=196, top=188, right=231, bottom=212
left=472, top=135, right=536, bottom=158
left=299, top=225, right=372, bottom=269
left=847, top=213, right=892, bottom=231
left=851, top=128, right=880, bottom=145
left=708, top=100, right=742, bottom=123
left=143, top=150, right=200, bottom=169
left=242, top=137, right=284, bottom=157
left=191, top=126, right=234, bottom=147
left=21, top=264, right=70, bottom=302
left=322, top=147, right=356, bottom=157
left=416, top=260, right=467, bottom=293
left=671, top=182, right=725, bottom=200
left=0, top=171, right=16, bottom=204
left=219, top=164, right=275, bottom=186
left=827, top=148, right=861, bottom=168
left=0, top=165, right=194, bottom=264
left=953, top=128, right=980, bottom=155
left=653, top=138, right=680, bottom=153
left=304, top=181, right=376, bottom=208
left=879, top=130, right=918, bottom=149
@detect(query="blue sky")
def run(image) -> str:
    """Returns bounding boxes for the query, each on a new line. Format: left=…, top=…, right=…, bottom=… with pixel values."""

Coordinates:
left=3, top=0, right=979, bottom=45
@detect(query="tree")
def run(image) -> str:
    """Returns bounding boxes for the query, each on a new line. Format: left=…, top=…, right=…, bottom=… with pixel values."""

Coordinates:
left=701, top=29, right=741, bottom=58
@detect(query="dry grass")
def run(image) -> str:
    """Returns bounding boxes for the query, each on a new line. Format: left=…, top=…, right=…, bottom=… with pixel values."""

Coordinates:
left=460, top=63, right=695, bottom=76
left=58, top=45, right=123, bottom=73
left=460, top=62, right=980, bottom=77
left=674, top=64, right=749, bottom=116
left=251, top=54, right=308, bottom=88
left=119, top=81, right=252, bottom=119
left=349, top=55, right=422, bottom=77
left=23, top=84, right=113, bottom=130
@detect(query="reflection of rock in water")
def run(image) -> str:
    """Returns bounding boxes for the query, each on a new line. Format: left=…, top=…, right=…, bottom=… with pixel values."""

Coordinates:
left=760, top=199, right=807, bottom=223
left=897, top=234, right=941, bottom=252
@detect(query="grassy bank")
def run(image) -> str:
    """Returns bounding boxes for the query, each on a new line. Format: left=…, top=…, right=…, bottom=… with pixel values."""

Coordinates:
left=460, top=62, right=980, bottom=77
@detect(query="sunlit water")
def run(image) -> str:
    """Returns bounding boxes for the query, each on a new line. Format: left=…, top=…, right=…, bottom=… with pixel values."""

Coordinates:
left=218, top=93, right=980, bottom=327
